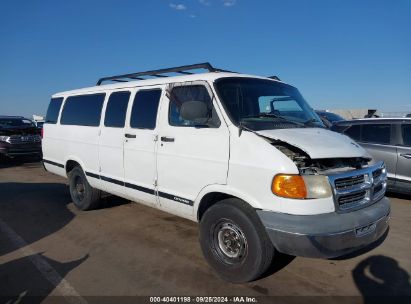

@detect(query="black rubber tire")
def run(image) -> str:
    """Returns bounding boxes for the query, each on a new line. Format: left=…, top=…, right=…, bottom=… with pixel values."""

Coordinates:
left=199, top=198, right=275, bottom=283
left=68, top=166, right=101, bottom=210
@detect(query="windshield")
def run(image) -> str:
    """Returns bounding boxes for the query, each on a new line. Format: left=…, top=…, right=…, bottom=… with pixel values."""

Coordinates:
left=215, top=77, right=324, bottom=130
left=0, top=118, right=35, bottom=128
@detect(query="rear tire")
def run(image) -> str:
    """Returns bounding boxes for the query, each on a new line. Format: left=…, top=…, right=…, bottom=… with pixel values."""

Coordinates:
left=68, top=166, right=101, bottom=210
left=199, top=198, right=275, bottom=283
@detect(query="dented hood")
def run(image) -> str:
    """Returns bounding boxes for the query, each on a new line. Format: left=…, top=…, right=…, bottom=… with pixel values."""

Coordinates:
left=257, top=128, right=367, bottom=159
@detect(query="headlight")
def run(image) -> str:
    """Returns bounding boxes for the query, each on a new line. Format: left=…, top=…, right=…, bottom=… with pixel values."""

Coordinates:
left=0, top=136, right=10, bottom=143
left=272, top=174, right=332, bottom=199
left=302, top=175, right=332, bottom=198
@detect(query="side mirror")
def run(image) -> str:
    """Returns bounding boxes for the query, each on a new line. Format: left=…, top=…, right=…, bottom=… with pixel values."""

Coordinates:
left=180, top=101, right=209, bottom=121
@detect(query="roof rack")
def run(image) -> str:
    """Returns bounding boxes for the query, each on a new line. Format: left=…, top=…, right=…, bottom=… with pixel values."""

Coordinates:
left=96, top=62, right=233, bottom=86
left=268, top=75, right=281, bottom=81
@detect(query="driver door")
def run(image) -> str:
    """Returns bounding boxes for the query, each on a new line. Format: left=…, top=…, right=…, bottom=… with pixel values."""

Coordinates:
left=156, top=82, right=229, bottom=217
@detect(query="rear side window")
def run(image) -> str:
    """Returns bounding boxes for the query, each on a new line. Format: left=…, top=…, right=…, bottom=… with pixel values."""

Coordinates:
left=362, top=124, right=391, bottom=144
left=130, top=89, right=162, bottom=129
left=344, top=125, right=361, bottom=141
left=402, top=124, right=411, bottom=146
left=60, top=94, right=105, bottom=126
left=45, top=97, right=64, bottom=124
left=169, top=85, right=220, bottom=128
left=104, top=91, right=130, bottom=128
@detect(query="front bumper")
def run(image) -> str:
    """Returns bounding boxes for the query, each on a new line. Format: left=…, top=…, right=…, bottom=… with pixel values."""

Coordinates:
left=257, top=197, right=390, bottom=258
left=0, top=142, right=42, bottom=157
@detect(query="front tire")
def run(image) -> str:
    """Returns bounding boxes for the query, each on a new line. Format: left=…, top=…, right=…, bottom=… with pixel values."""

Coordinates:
left=68, top=166, right=101, bottom=210
left=199, top=198, right=275, bottom=283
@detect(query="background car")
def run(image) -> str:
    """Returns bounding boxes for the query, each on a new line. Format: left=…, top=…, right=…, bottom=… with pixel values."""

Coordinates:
left=0, top=115, right=42, bottom=160
left=35, top=121, right=44, bottom=128
left=332, top=118, right=411, bottom=194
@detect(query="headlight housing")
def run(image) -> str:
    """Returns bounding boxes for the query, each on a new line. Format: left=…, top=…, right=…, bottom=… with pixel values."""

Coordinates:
left=272, top=174, right=332, bottom=199
left=0, top=136, right=10, bottom=143
left=302, top=175, right=333, bottom=198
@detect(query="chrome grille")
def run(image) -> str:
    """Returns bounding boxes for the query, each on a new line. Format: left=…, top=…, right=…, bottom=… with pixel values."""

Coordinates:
left=373, top=168, right=382, bottom=179
left=328, top=161, right=387, bottom=212
left=374, top=184, right=383, bottom=194
left=338, top=190, right=367, bottom=210
left=8, top=134, right=41, bottom=144
left=334, top=174, right=365, bottom=189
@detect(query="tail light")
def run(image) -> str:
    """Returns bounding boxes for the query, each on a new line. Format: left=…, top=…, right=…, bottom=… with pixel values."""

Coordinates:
left=41, top=128, right=44, bottom=138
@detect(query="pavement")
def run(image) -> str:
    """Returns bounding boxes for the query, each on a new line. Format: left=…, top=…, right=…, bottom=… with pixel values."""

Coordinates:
left=0, top=159, right=410, bottom=303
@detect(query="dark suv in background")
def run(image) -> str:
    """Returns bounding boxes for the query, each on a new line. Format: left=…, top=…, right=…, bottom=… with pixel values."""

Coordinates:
left=0, top=116, right=42, bottom=159
left=332, top=118, right=411, bottom=194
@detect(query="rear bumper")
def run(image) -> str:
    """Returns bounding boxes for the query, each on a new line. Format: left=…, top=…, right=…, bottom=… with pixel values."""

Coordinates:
left=257, top=197, right=390, bottom=258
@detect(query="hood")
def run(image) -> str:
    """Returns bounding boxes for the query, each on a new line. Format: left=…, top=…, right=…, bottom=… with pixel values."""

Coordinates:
left=257, top=128, right=367, bottom=159
left=0, top=126, right=40, bottom=136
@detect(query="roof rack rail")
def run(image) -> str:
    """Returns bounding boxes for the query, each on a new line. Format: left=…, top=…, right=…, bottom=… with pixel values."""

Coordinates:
left=268, top=75, right=281, bottom=81
left=96, top=62, right=233, bottom=86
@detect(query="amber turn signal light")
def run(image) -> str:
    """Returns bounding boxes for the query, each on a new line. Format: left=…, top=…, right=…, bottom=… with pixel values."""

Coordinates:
left=272, top=174, right=307, bottom=199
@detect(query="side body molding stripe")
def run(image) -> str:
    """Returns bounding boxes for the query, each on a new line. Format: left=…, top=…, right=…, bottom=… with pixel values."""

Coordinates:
left=85, top=172, right=193, bottom=206
left=43, top=159, right=64, bottom=168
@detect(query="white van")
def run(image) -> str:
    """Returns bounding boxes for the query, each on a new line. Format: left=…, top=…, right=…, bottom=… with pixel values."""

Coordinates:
left=43, top=63, right=390, bottom=283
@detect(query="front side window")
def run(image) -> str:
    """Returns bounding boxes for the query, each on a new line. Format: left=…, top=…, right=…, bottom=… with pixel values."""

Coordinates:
left=168, top=85, right=220, bottom=128
left=130, top=89, right=162, bottom=129
left=362, top=124, right=391, bottom=144
left=215, top=77, right=323, bottom=130
left=104, top=91, right=130, bottom=128
left=402, top=124, right=411, bottom=146
left=60, top=94, right=105, bottom=126
left=45, top=97, right=64, bottom=124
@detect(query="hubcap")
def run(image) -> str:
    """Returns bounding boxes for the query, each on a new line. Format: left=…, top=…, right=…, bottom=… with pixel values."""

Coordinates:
left=215, top=221, right=247, bottom=262
left=73, top=176, right=85, bottom=202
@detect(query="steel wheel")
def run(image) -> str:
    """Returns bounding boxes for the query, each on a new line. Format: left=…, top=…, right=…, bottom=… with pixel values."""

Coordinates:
left=73, top=175, right=85, bottom=202
left=213, top=219, right=248, bottom=264
left=200, top=198, right=275, bottom=282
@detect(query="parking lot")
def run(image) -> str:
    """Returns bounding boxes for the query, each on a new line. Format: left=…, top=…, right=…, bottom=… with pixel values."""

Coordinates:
left=1, top=159, right=410, bottom=303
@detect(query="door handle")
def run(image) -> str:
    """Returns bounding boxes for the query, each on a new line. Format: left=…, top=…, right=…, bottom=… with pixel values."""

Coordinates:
left=125, top=133, right=136, bottom=138
left=400, top=153, right=411, bottom=159
left=161, top=136, right=175, bottom=142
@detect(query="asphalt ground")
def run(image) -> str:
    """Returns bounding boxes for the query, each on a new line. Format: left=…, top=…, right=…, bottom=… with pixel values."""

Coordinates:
left=0, top=158, right=410, bottom=304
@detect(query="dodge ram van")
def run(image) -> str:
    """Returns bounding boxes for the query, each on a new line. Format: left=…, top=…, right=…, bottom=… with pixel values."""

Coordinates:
left=43, top=63, right=390, bottom=283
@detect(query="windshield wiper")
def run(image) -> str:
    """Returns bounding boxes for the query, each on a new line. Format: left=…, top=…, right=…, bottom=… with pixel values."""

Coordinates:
left=241, top=113, right=305, bottom=127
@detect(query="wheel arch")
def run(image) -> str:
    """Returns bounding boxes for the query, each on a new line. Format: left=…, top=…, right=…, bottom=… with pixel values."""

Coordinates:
left=66, top=160, right=81, bottom=174
left=195, top=185, right=263, bottom=221
left=197, top=192, right=234, bottom=221
left=64, top=156, right=87, bottom=177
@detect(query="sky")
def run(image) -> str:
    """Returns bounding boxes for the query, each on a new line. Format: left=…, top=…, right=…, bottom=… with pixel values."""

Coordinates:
left=0, top=0, right=410, bottom=117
